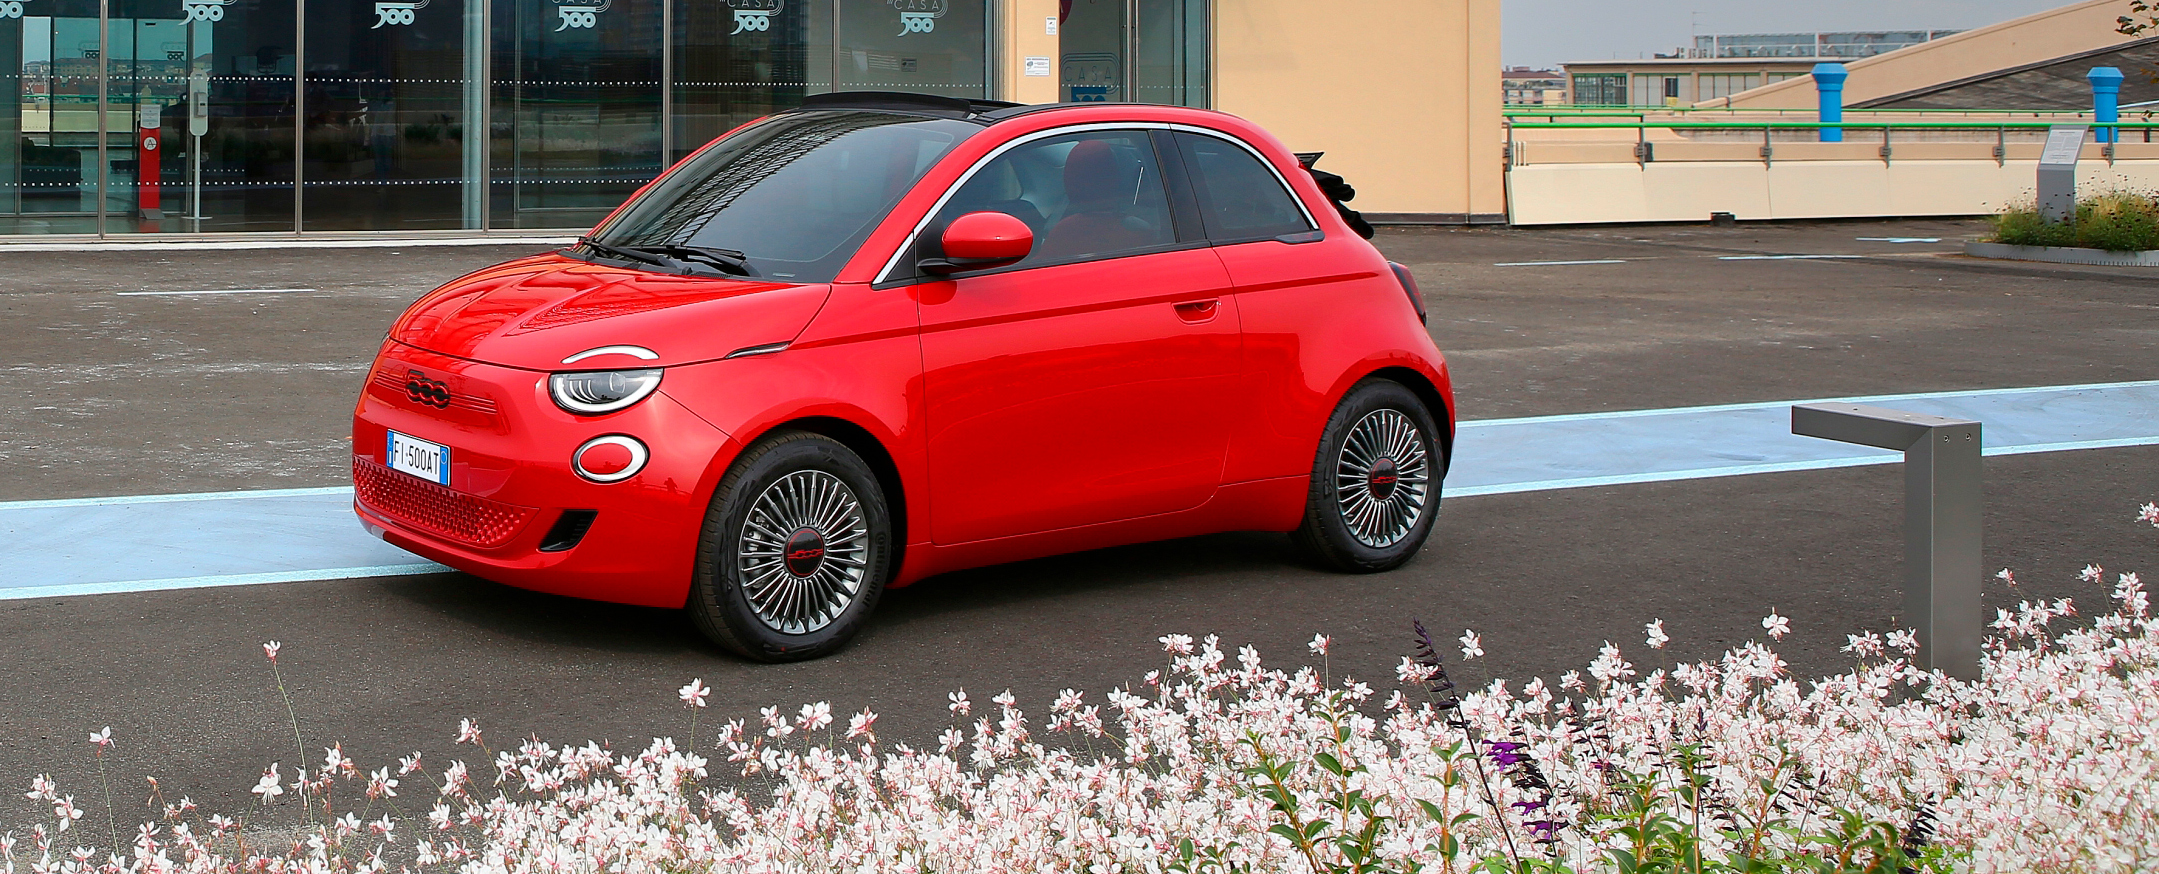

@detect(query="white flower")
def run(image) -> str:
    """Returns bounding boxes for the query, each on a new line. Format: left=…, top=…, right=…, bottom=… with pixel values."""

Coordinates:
left=455, top=718, right=482, bottom=745
left=948, top=690, right=971, bottom=717
left=51, top=797, right=81, bottom=832
left=1158, top=633, right=1194, bottom=655
left=1761, top=611, right=1791, bottom=640
left=1995, top=567, right=2017, bottom=585
left=249, top=766, right=283, bottom=802
left=2082, top=564, right=2105, bottom=582
left=261, top=641, right=281, bottom=661
left=1644, top=619, right=1669, bottom=649
left=1458, top=630, right=1484, bottom=660
left=1307, top=634, right=1331, bottom=656
left=796, top=702, right=833, bottom=732
left=678, top=679, right=710, bottom=708
left=87, top=727, right=111, bottom=750
left=846, top=709, right=879, bottom=741
left=24, top=774, right=55, bottom=802
left=367, top=767, right=398, bottom=799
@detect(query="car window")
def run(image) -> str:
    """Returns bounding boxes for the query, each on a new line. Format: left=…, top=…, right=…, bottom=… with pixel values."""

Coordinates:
left=589, top=110, right=978, bottom=283
left=928, top=130, right=1177, bottom=269
left=1174, top=132, right=1314, bottom=242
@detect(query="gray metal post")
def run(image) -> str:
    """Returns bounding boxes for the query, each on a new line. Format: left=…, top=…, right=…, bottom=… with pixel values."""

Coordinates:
left=1792, top=403, right=1983, bottom=681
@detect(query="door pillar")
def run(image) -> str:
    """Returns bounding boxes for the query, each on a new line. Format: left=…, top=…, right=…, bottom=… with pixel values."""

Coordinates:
left=997, top=0, right=1058, bottom=104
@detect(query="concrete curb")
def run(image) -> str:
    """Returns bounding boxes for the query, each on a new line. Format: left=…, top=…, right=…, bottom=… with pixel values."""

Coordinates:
left=1965, top=241, right=2159, bottom=267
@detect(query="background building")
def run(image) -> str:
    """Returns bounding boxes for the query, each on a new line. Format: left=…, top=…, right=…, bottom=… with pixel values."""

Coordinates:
left=1679, top=30, right=1960, bottom=60
left=1502, top=66, right=1562, bottom=105
left=0, top=0, right=1504, bottom=238
left=1561, top=58, right=1815, bottom=107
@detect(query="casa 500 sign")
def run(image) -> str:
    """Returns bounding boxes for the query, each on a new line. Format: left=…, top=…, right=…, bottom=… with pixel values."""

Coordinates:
left=890, top=0, right=945, bottom=35
left=728, top=0, right=781, bottom=34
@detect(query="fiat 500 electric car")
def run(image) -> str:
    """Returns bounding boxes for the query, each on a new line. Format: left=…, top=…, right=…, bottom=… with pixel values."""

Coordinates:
left=353, top=92, right=1454, bottom=661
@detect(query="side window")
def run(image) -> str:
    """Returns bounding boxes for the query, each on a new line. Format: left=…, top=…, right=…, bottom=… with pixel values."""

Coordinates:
left=928, top=130, right=1178, bottom=269
left=1174, top=132, right=1314, bottom=242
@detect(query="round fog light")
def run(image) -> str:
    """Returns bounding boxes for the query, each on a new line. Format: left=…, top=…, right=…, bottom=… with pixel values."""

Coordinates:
left=573, top=435, right=648, bottom=483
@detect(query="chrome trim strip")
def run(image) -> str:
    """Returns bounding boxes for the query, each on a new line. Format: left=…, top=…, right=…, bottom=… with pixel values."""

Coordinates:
left=724, top=341, right=792, bottom=359
left=562, top=345, right=660, bottom=365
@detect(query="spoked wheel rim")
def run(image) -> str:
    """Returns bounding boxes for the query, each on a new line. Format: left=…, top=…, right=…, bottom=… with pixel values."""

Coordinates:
left=1333, top=408, right=1433, bottom=548
left=736, top=470, right=871, bottom=634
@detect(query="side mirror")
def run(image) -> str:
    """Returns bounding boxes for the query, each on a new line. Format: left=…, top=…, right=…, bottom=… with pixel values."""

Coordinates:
left=918, top=211, right=1033, bottom=276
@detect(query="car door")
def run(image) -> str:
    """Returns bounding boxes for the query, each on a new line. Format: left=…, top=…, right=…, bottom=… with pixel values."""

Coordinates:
left=909, top=128, right=1240, bottom=545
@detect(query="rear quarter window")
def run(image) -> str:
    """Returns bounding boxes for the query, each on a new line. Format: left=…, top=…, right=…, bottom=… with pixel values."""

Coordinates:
left=1173, top=132, right=1314, bottom=242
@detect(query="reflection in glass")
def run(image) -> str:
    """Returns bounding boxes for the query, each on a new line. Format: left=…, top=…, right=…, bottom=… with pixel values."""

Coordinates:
left=302, top=0, right=471, bottom=229
left=493, top=0, right=662, bottom=229
left=836, top=0, right=985, bottom=98
left=670, top=0, right=820, bottom=158
left=591, top=109, right=972, bottom=282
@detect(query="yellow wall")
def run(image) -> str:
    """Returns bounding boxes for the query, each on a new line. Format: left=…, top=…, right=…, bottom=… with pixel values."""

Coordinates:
left=1716, top=0, right=2139, bottom=109
left=996, top=0, right=1061, bottom=105
left=1212, top=0, right=1504, bottom=219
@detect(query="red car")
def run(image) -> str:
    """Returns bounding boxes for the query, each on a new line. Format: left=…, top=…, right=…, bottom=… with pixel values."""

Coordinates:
left=353, top=93, right=1454, bottom=661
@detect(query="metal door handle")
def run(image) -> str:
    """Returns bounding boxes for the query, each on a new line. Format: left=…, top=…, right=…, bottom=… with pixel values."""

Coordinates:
left=1173, top=299, right=1219, bottom=323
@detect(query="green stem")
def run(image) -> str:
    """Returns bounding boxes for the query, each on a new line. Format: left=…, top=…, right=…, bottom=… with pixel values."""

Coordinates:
left=269, top=657, right=313, bottom=825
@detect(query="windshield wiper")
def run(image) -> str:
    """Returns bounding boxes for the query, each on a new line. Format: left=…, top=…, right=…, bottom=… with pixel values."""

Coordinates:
left=639, top=245, right=752, bottom=276
left=575, top=238, right=749, bottom=277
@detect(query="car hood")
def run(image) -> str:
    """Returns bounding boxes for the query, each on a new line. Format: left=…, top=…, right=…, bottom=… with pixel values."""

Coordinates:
left=391, top=254, right=831, bottom=370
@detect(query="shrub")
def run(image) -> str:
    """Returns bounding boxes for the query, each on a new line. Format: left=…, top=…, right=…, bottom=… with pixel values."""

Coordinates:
left=1993, top=191, right=2159, bottom=252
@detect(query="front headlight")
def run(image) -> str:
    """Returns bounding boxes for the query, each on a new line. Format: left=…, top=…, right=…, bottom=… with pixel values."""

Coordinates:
left=549, top=369, right=663, bottom=415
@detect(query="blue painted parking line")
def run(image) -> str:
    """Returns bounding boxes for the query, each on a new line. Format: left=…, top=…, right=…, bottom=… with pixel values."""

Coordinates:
left=1, top=379, right=2154, bottom=600
left=0, top=490, right=444, bottom=600
left=1450, top=380, right=2159, bottom=496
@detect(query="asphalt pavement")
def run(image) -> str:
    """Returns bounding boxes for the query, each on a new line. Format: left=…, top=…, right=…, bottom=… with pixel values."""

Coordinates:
left=0, top=220, right=2154, bottom=833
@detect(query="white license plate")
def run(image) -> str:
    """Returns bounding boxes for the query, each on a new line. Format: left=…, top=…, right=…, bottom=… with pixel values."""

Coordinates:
left=386, top=430, right=452, bottom=486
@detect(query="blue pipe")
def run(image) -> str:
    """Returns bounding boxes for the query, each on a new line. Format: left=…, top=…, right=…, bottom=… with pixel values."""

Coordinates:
left=2091, top=66, right=2123, bottom=144
left=1813, top=63, right=1848, bottom=143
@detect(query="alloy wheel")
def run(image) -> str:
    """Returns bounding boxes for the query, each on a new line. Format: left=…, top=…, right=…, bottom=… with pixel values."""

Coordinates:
left=1333, top=408, right=1432, bottom=548
left=736, top=470, right=871, bottom=634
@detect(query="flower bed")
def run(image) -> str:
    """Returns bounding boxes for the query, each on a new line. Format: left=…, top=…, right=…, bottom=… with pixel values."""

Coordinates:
left=8, top=505, right=2158, bottom=874
left=1987, top=191, right=2159, bottom=255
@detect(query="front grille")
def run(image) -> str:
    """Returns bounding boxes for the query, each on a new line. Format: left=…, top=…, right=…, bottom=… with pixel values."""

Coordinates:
left=370, top=369, right=501, bottom=417
left=354, top=457, right=534, bottom=549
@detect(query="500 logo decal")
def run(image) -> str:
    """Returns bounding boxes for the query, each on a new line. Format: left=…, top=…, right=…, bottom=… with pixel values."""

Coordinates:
left=372, top=0, right=428, bottom=28
left=888, top=0, right=945, bottom=35
left=554, top=0, right=609, bottom=32
left=0, top=1, right=25, bottom=20
left=728, top=0, right=782, bottom=34
left=180, top=0, right=234, bottom=22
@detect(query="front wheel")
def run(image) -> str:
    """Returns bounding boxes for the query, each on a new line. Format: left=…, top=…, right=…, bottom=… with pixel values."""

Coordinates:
left=690, top=431, right=894, bottom=661
left=1290, top=379, right=1445, bottom=572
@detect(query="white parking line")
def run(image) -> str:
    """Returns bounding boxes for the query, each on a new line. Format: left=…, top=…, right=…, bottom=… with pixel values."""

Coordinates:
left=1492, top=259, right=1627, bottom=267
left=1718, top=254, right=1865, bottom=261
left=115, top=288, right=318, bottom=296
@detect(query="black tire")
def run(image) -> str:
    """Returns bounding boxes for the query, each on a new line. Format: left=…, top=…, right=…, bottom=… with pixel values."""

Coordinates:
left=1289, top=378, right=1446, bottom=572
left=690, top=431, right=893, bottom=662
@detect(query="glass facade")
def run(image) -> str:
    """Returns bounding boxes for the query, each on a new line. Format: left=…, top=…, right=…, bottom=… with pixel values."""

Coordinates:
left=0, top=0, right=1030, bottom=235
left=1058, top=0, right=1205, bottom=106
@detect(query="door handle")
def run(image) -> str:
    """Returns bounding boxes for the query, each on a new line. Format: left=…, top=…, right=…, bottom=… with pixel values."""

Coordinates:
left=1173, top=299, right=1219, bottom=323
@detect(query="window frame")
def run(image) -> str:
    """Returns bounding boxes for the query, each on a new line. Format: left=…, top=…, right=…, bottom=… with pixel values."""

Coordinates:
left=872, top=121, right=1314, bottom=288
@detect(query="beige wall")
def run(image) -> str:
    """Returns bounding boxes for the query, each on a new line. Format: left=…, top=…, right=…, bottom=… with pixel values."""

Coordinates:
left=1213, top=0, right=1504, bottom=219
left=1715, top=0, right=2139, bottom=109
left=995, top=0, right=1061, bottom=105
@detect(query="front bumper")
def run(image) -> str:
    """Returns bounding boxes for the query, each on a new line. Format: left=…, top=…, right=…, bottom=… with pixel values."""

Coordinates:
left=352, top=342, right=736, bottom=609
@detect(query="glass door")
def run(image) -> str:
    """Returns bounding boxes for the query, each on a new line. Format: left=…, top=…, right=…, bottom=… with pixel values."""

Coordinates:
left=1058, top=0, right=1204, bottom=107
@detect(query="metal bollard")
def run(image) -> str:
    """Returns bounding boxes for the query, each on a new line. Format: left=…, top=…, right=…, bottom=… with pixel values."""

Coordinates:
left=1792, top=403, right=1982, bottom=681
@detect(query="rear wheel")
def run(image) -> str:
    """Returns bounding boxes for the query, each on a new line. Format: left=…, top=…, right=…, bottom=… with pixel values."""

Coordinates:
left=690, top=431, right=893, bottom=661
left=1290, top=379, right=1444, bottom=572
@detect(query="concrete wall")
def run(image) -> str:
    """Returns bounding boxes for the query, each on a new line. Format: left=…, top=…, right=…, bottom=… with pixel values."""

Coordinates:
left=1213, top=0, right=1504, bottom=220
left=1506, top=145, right=2159, bottom=225
left=1712, top=0, right=2139, bottom=110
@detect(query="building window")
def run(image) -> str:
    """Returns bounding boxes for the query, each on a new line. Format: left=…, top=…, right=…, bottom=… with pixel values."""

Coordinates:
left=1570, top=73, right=1625, bottom=106
left=1699, top=73, right=1761, bottom=100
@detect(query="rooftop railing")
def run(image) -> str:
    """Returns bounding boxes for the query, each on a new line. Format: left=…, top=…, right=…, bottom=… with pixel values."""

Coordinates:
left=1505, top=119, right=2159, bottom=168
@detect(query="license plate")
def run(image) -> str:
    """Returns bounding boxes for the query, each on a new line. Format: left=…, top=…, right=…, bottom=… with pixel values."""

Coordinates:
left=386, top=430, right=452, bottom=486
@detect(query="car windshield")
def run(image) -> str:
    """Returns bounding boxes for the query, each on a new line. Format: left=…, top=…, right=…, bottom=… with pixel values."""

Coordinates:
left=585, top=110, right=978, bottom=282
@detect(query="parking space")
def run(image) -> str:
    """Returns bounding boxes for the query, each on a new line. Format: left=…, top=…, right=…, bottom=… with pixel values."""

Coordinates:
left=0, top=219, right=2154, bottom=824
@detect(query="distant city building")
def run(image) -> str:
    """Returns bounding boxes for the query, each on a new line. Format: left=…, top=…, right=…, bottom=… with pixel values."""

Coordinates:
left=1672, top=31, right=1961, bottom=60
left=1503, top=67, right=1567, bottom=105
left=1560, top=58, right=1818, bottom=106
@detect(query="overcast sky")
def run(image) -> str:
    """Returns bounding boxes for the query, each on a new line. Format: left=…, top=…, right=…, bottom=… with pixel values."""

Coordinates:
left=1502, top=0, right=2081, bottom=69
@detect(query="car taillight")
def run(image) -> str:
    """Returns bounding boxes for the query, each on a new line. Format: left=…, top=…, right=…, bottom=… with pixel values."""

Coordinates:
left=1388, top=262, right=1427, bottom=325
